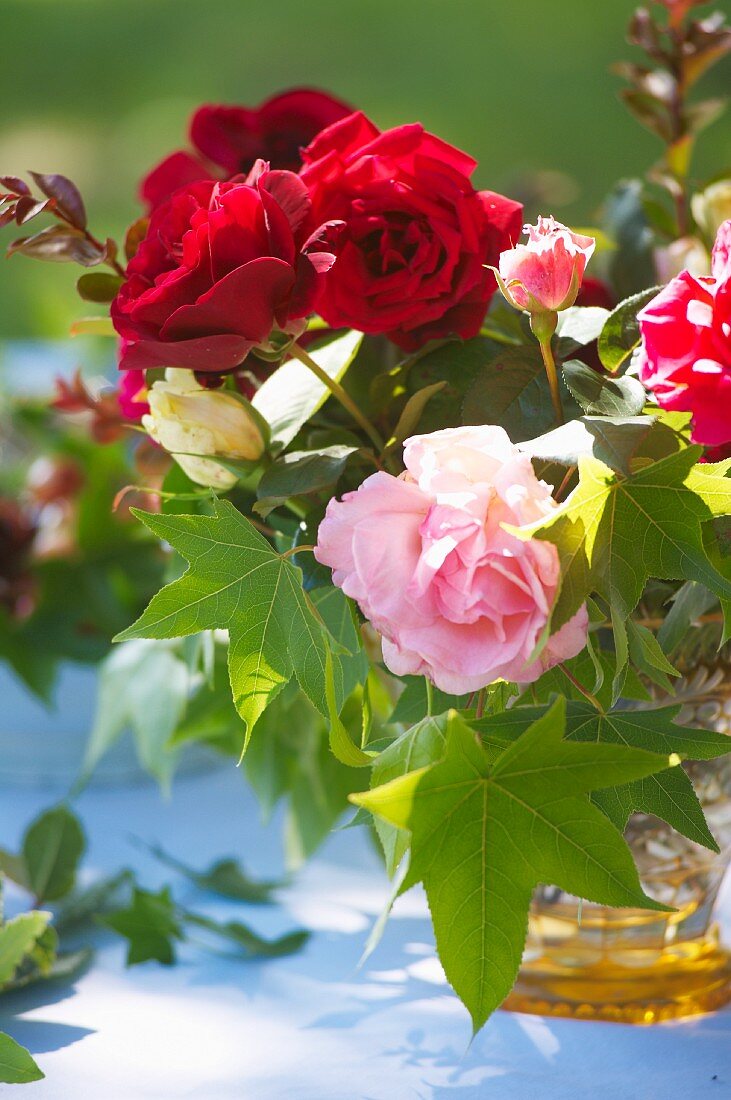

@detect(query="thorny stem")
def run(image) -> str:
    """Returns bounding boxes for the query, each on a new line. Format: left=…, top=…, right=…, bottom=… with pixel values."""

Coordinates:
left=559, top=663, right=604, bottom=713
left=554, top=465, right=577, bottom=503
left=425, top=677, right=434, bottom=717
left=289, top=343, right=385, bottom=454
left=475, top=688, right=487, bottom=720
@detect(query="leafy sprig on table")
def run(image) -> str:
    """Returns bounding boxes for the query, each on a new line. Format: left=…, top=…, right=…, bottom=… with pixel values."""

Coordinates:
left=0, top=803, right=309, bottom=1085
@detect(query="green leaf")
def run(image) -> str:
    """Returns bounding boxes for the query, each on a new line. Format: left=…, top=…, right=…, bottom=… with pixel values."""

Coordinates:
left=255, top=445, right=357, bottom=515
left=475, top=701, right=730, bottom=848
left=325, top=647, right=373, bottom=767
left=562, top=359, right=647, bottom=417
left=0, top=849, right=29, bottom=891
left=81, top=639, right=189, bottom=790
left=404, top=336, right=507, bottom=434
left=370, top=714, right=449, bottom=875
left=598, top=285, right=663, bottom=373
left=54, top=871, right=134, bottom=933
left=517, top=416, right=655, bottom=475
left=521, top=449, right=731, bottom=642
left=354, top=699, right=672, bottom=1032
left=555, top=306, right=610, bottom=355
left=182, top=911, right=309, bottom=958
left=386, top=381, right=447, bottom=449
left=0, top=911, right=51, bottom=985
left=0, top=1033, right=44, bottom=1084
left=76, top=272, right=123, bottom=303
left=116, top=500, right=347, bottom=751
left=389, top=678, right=469, bottom=726
left=100, top=886, right=183, bottom=966
left=140, top=842, right=281, bottom=903
left=22, top=805, right=85, bottom=903
left=462, top=345, right=563, bottom=442
left=657, top=581, right=717, bottom=656
left=252, top=330, right=363, bottom=450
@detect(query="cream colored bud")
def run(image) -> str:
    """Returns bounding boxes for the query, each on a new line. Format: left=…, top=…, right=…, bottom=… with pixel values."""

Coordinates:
left=692, top=180, right=731, bottom=243
left=654, top=236, right=709, bottom=284
left=142, top=369, right=266, bottom=489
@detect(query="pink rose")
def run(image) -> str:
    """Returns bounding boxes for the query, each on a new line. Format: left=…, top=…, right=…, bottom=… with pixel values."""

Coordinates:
left=498, top=216, right=595, bottom=313
left=315, top=425, right=588, bottom=695
left=117, top=366, right=149, bottom=421
left=638, top=218, right=731, bottom=448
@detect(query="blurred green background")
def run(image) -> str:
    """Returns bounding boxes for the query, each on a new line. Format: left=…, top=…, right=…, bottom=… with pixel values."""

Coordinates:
left=1, top=0, right=729, bottom=338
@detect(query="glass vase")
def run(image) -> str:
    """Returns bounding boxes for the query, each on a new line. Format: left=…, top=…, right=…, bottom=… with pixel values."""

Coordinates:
left=504, top=661, right=731, bottom=1024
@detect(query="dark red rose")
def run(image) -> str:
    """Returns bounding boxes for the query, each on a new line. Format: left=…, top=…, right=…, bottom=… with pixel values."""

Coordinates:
left=141, top=88, right=352, bottom=210
left=299, top=112, right=523, bottom=351
left=575, top=276, right=615, bottom=310
left=113, top=165, right=337, bottom=374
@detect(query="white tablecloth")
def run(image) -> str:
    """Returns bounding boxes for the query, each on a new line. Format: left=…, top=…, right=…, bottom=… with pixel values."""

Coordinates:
left=1, top=766, right=729, bottom=1100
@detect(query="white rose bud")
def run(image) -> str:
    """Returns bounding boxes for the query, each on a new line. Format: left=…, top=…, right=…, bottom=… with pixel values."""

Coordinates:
left=142, top=369, right=266, bottom=490
left=692, top=180, right=731, bottom=243
left=654, top=235, right=709, bottom=284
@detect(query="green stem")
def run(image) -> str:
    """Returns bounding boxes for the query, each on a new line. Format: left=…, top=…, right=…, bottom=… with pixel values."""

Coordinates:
left=425, top=677, right=434, bottom=717
left=538, top=337, right=564, bottom=426
left=290, top=342, right=385, bottom=453
left=559, top=663, right=603, bottom=713
left=281, top=544, right=315, bottom=560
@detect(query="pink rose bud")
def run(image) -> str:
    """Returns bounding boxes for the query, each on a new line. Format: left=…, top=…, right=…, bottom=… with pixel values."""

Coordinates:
left=315, top=425, right=588, bottom=695
left=497, top=216, right=595, bottom=315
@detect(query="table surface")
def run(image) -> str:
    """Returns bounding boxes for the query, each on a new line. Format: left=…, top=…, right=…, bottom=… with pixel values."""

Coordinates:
left=1, top=765, right=730, bottom=1100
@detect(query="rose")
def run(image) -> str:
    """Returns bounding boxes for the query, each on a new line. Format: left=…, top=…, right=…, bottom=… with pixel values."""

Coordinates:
left=141, top=88, right=352, bottom=210
left=142, top=369, right=266, bottom=489
left=497, top=216, right=595, bottom=314
left=299, top=112, right=523, bottom=351
left=112, top=165, right=337, bottom=374
left=638, top=218, right=731, bottom=448
left=117, top=367, right=149, bottom=420
left=315, top=424, right=588, bottom=694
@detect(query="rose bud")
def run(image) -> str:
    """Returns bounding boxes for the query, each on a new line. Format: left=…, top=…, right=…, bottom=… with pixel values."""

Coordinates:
left=654, top=235, right=709, bottom=283
left=638, top=218, right=731, bottom=449
left=142, top=369, right=267, bottom=489
left=497, top=215, right=596, bottom=316
left=140, top=88, right=353, bottom=210
left=315, top=424, right=588, bottom=695
left=692, top=180, right=731, bottom=245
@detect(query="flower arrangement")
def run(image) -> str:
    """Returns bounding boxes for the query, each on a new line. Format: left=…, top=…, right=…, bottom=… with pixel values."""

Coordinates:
left=3, top=0, right=731, bottom=1032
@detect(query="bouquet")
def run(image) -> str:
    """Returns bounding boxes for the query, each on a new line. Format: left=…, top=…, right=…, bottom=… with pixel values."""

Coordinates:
left=3, top=0, right=731, bottom=1030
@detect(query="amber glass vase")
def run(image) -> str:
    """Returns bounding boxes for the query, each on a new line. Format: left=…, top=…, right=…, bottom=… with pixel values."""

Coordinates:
left=504, top=661, right=731, bottom=1024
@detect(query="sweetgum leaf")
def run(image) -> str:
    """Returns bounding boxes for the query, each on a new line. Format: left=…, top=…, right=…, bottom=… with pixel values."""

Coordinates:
left=521, top=448, right=731, bottom=647
left=0, top=1033, right=44, bottom=1084
left=100, top=886, right=182, bottom=966
left=116, top=500, right=349, bottom=750
left=354, top=699, right=672, bottom=1032
left=141, top=841, right=282, bottom=903
left=474, top=702, right=730, bottom=849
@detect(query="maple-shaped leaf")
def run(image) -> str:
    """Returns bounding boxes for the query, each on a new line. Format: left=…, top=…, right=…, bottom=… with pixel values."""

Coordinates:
left=100, top=886, right=183, bottom=966
left=476, top=702, right=731, bottom=848
left=517, top=447, right=731, bottom=693
left=117, top=500, right=357, bottom=749
left=353, top=699, right=673, bottom=1031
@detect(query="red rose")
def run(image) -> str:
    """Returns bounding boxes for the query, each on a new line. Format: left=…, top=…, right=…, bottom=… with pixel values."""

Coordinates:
left=638, top=219, right=731, bottom=448
left=299, top=112, right=523, bottom=351
left=141, top=88, right=352, bottom=210
left=113, top=166, right=337, bottom=374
